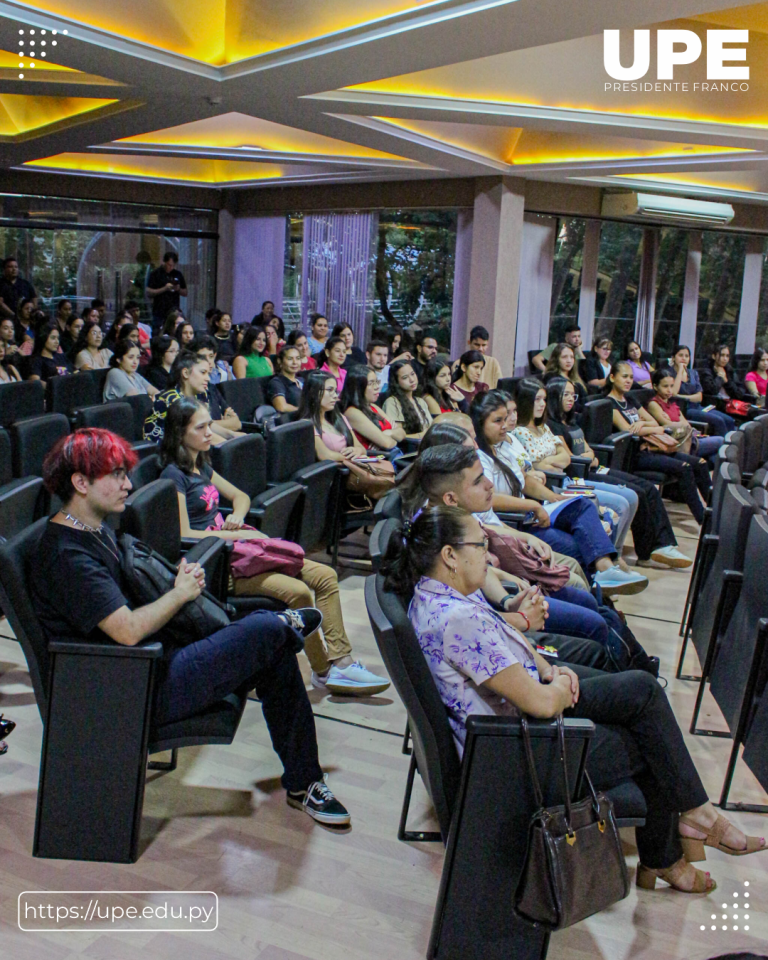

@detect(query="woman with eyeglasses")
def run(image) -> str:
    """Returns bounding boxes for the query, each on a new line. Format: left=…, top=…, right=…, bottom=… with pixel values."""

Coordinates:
left=582, top=337, right=614, bottom=392
left=381, top=504, right=766, bottom=895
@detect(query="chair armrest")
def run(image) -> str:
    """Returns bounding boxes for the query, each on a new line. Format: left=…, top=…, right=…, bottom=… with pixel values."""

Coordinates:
left=183, top=535, right=228, bottom=566
left=565, top=456, right=592, bottom=479
left=48, top=639, right=163, bottom=658
left=689, top=420, right=709, bottom=433
left=495, top=511, right=528, bottom=527
left=542, top=469, right=566, bottom=490
left=465, top=715, right=595, bottom=738
left=238, top=421, right=262, bottom=434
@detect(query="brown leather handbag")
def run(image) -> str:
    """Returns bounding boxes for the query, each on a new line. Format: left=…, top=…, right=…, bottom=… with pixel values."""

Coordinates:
left=344, top=457, right=396, bottom=501
left=515, top=715, right=629, bottom=930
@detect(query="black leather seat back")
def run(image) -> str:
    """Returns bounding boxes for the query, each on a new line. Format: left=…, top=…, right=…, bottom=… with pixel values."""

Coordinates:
left=582, top=398, right=614, bottom=445
left=129, top=453, right=162, bottom=491
left=691, top=484, right=755, bottom=666
left=46, top=369, right=104, bottom=416
left=497, top=377, right=521, bottom=397
left=10, top=414, right=70, bottom=479
left=0, top=517, right=52, bottom=715
left=365, top=570, right=461, bottom=839
left=266, top=420, right=315, bottom=484
left=210, top=434, right=267, bottom=497
left=123, top=394, right=154, bottom=441
left=121, top=479, right=181, bottom=562
left=218, top=378, right=269, bottom=422
left=0, top=379, right=45, bottom=427
left=0, top=428, right=12, bottom=484
left=75, top=402, right=134, bottom=441
left=710, top=461, right=741, bottom=536
left=741, top=420, right=763, bottom=475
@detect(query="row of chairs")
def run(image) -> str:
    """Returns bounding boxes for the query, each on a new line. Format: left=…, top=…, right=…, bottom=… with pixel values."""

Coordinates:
left=675, top=416, right=768, bottom=811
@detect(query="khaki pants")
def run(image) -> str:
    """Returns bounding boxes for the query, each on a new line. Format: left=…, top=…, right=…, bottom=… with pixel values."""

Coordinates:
left=233, top=558, right=352, bottom=674
left=553, top=551, right=589, bottom=590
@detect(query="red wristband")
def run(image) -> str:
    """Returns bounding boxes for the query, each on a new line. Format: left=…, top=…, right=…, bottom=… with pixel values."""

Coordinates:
left=519, top=612, right=531, bottom=632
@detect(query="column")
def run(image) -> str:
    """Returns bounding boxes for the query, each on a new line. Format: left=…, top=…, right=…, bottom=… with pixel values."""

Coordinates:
left=449, top=208, right=474, bottom=359
left=634, top=228, right=659, bottom=352
left=513, top=214, right=556, bottom=374
left=736, top=235, right=765, bottom=355
left=577, top=220, right=601, bottom=350
left=216, top=209, right=235, bottom=314
left=467, top=176, right=526, bottom=376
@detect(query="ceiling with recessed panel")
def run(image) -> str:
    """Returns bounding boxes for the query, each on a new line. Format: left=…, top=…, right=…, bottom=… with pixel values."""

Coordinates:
left=2, top=0, right=768, bottom=200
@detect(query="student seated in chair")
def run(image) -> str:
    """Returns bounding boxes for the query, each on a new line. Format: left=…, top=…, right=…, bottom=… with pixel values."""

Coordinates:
left=32, top=428, right=351, bottom=826
left=381, top=505, right=767, bottom=893
left=160, top=397, right=390, bottom=699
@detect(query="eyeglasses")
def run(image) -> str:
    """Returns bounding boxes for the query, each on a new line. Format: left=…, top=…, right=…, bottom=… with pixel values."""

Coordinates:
left=451, top=538, right=489, bottom=551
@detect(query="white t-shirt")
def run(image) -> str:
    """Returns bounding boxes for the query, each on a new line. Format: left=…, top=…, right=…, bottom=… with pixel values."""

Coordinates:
left=477, top=438, right=528, bottom=495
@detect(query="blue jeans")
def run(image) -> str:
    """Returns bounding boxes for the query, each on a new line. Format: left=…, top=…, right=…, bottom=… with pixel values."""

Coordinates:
left=687, top=404, right=735, bottom=435
left=546, top=585, right=609, bottom=645
left=533, top=496, right=617, bottom=570
left=563, top=478, right=639, bottom=551
left=153, top=611, right=323, bottom=793
left=695, top=435, right=724, bottom=463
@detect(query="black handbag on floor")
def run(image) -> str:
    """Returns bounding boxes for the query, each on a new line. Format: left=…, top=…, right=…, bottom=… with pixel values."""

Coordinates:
left=515, top=714, right=629, bottom=930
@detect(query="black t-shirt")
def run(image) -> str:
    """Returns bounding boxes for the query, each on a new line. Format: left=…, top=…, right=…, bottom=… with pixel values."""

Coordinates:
left=0, top=276, right=35, bottom=315
left=29, top=353, right=74, bottom=382
left=267, top=374, right=303, bottom=407
left=32, top=522, right=129, bottom=645
left=608, top=396, right=640, bottom=424
left=148, top=266, right=186, bottom=320
left=548, top=418, right=586, bottom=455
left=342, top=346, right=367, bottom=370
left=161, top=462, right=220, bottom=529
left=213, top=333, right=236, bottom=362
left=144, top=365, right=173, bottom=392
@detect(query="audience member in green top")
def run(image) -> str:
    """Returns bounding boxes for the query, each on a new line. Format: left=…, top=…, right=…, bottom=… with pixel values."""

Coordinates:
left=233, top=325, right=274, bottom=379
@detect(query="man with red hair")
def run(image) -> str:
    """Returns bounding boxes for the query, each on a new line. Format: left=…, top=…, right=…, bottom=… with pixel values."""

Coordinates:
left=32, top=429, right=350, bottom=826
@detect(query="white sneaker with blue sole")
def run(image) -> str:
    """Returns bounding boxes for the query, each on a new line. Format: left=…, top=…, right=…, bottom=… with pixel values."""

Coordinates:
left=593, top=564, right=649, bottom=596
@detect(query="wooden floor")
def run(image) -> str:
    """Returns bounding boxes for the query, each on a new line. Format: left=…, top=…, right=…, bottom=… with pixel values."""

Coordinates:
left=1, top=506, right=768, bottom=960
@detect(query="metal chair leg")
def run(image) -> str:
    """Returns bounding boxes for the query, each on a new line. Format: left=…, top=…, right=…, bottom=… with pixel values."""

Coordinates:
left=402, top=718, right=412, bottom=755
left=397, top=754, right=442, bottom=843
left=148, top=748, right=178, bottom=772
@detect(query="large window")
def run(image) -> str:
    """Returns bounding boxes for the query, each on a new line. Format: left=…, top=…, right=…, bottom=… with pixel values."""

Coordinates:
left=695, top=231, right=746, bottom=357
left=371, top=209, right=458, bottom=349
left=653, top=228, right=688, bottom=360
left=594, top=221, right=644, bottom=353
left=549, top=218, right=585, bottom=342
left=0, top=194, right=217, bottom=327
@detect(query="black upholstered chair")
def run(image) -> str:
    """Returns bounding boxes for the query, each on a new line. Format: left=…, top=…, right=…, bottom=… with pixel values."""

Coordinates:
left=218, top=377, right=271, bottom=430
left=581, top=399, right=633, bottom=472
left=0, top=379, right=45, bottom=427
left=74, top=401, right=157, bottom=458
left=0, top=517, right=249, bottom=862
left=0, top=426, right=46, bottom=536
left=9, top=413, right=69, bottom=479
left=128, top=452, right=162, bottom=490
left=497, top=376, right=521, bottom=396
left=682, top=486, right=756, bottom=733
left=210, top=433, right=304, bottom=539
left=45, top=369, right=106, bottom=417
left=123, top=393, right=154, bottom=441
left=740, top=419, right=763, bottom=479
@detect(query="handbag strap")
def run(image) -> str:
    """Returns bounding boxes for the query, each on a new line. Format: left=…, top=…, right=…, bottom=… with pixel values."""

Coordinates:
left=521, top=714, right=574, bottom=834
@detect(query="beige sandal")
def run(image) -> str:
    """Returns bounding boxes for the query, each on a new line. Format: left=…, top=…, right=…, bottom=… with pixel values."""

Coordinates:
left=679, top=813, right=766, bottom=862
left=637, top=857, right=715, bottom=893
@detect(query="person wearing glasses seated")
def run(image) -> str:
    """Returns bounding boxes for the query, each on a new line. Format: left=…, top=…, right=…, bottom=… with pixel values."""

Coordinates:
left=581, top=337, right=614, bottom=392
left=381, top=504, right=767, bottom=893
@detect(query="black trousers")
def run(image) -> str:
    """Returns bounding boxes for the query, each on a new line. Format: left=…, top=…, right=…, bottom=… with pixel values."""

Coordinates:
left=565, top=667, right=708, bottom=868
left=588, top=468, right=677, bottom=560
left=153, top=611, right=324, bottom=793
left=634, top=450, right=711, bottom=524
left=531, top=631, right=619, bottom=673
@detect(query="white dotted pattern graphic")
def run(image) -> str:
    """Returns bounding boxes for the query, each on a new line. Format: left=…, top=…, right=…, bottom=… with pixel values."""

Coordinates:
left=699, top=881, right=751, bottom=933
left=16, top=26, right=67, bottom=77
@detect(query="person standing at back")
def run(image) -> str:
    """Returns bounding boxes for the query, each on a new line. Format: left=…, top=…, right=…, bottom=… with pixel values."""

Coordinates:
left=146, top=252, right=187, bottom=335
left=0, top=257, right=36, bottom=320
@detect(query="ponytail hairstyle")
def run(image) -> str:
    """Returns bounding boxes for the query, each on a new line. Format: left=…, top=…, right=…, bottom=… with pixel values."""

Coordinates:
left=381, top=504, right=470, bottom=599
left=470, top=389, right=522, bottom=497
left=109, top=338, right=141, bottom=369
left=651, top=366, right=676, bottom=390
left=604, top=359, right=632, bottom=395
left=451, top=349, right=485, bottom=384
left=297, top=369, right=354, bottom=445
left=388, top=358, right=426, bottom=434
left=423, top=355, right=456, bottom=411
left=169, top=349, right=208, bottom=390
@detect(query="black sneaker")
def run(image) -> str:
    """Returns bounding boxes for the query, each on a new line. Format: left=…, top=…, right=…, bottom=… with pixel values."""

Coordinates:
left=278, top=607, right=323, bottom=638
left=287, top=776, right=351, bottom=826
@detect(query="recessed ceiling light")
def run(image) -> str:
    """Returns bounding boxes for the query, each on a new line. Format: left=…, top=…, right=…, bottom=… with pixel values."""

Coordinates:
left=18, top=72, right=23, bottom=78
left=52, top=41, right=57, bottom=46
left=40, top=51, right=46, bottom=57
left=30, top=29, right=35, bottom=35
left=18, top=29, right=23, bottom=35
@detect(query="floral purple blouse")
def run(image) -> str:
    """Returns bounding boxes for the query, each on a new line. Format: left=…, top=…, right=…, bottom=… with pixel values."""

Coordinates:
left=408, top=577, right=539, bottom=755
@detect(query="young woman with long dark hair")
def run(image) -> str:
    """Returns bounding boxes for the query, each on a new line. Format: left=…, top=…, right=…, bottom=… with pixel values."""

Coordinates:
left=646, top=368, right=724, bottom=462
left=286, top=329, right=317, bottom=372
left=745, top=347, right=768, bottom=400
left=104, top=340, right=159, bottom=400
left=339, top=364, right=405, bottom=451
left=383, top=358, right=432, bottom=437
left=546, top=377, right=691, bottom=568
left=669, top=343, right=735, bottom=435
left=298, top=370, right=367, bottom=463
left=332, top=322, right=367, bottom=367
left=423, top=355, right=467, bottom=415
left=543, top=342, right=588, bottom=411
left=268, top=344, right=304, bottom=413
left=318, top=336, right=348, bottom=392
left=700, top=343, right=749, bottom=401
left=143, top=335, right=179, bottom=392
left=451, top=349, right=488, bottom=404
left=233, top=325, right=273, bottom=379
left=27, top=324, right=74, bottom=382
left=382, top=505, right=766, bottom=894
left=159, top=397, right=389, bottom=697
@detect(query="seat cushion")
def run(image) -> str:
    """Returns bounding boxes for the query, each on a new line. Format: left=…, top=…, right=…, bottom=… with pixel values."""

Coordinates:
left=149, top=694, right=245, bottom=750
left=603, top=778, right=647, bottom=821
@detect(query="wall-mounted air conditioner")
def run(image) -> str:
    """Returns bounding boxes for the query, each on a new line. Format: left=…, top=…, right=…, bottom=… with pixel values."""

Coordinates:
left=601, top=192, right=735, bottom=226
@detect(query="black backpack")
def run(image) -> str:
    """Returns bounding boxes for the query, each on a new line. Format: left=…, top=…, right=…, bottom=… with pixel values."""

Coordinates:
left=118, top=533, right=233, bottom=646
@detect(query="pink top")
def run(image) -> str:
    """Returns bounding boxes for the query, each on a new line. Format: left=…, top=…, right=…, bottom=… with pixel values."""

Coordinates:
left=316, top=414, right=354, bottom=453
left=745, top=371, right=768, bottom=396
left=320, top=362, right=346, bottom=392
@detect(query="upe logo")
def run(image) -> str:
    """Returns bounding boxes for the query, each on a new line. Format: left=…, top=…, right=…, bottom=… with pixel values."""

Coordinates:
left=603, top=29, right=748, bottom=85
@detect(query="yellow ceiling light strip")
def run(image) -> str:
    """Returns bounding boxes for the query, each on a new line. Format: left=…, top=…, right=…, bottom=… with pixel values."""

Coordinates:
left=0, top=48, right=76, bottom=72
left=0, top=95, right=118, bottom=136
left=117, top=112, right=405, bottom=159
left=22, top=152, right=286, bottom=184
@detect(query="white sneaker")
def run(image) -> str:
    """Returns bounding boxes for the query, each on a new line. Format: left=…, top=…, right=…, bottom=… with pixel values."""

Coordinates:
left=593, top=565, right=649, bottom=596
left=649, top=545, right=693, bottom=569
left=312, top=661, right=391, bottom=697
